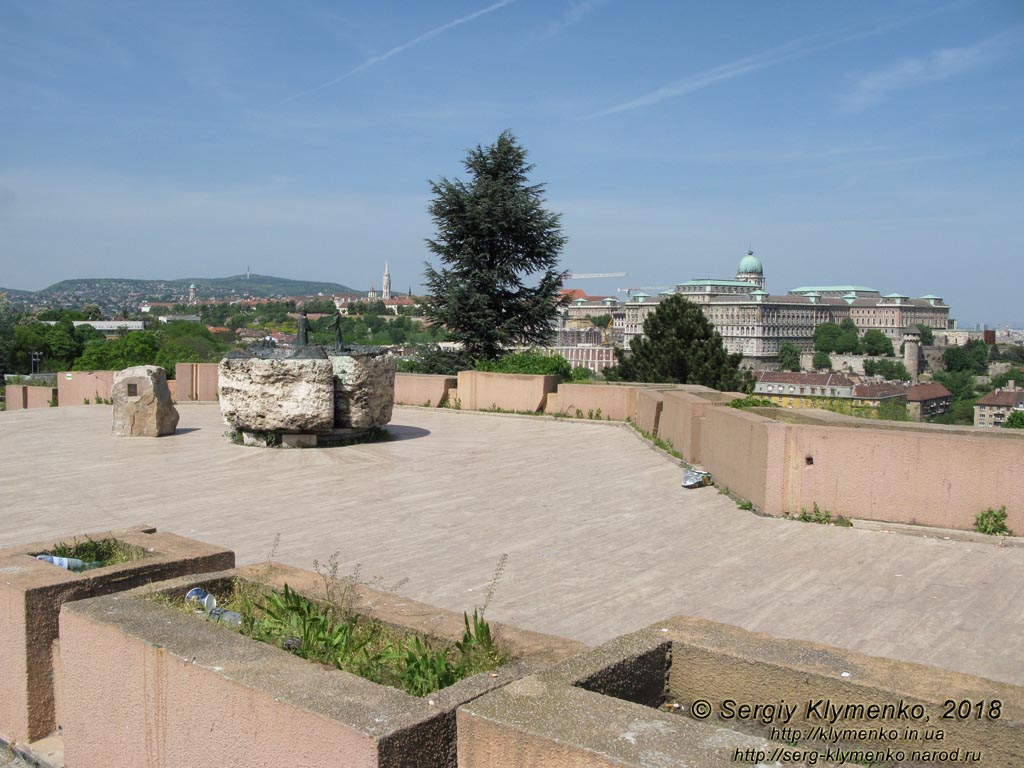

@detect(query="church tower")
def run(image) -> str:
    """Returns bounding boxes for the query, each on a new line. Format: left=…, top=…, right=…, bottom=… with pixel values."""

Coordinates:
left=382, top=260, right=392, bottom=301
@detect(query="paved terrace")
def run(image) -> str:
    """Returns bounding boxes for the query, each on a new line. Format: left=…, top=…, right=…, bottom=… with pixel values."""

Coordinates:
left=2, top=403, right=1022, bottom=686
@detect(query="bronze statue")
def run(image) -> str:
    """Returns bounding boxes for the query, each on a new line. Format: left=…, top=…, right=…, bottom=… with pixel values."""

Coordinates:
left=296, top=309, right=309, bottom=347
left=328, top=309, right=344, bottom=351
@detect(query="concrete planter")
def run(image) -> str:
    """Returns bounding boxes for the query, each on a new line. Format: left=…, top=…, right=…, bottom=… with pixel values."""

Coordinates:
left=458, top=616, right=1023, bottom=767
left=59, top=563, right=584, bottom=768
left=0, top=526, right=234, bottom=749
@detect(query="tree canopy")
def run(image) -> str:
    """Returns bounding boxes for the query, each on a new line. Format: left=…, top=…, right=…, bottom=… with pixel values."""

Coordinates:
left=861, top=329, right=894, bottom=356
left=422, top=131, right=567, bottom=360
left=777, top=341, right=801, bottom=371
left=607, top=295, right=745, bottom=390
left=943, top=339, right=989, bottom=375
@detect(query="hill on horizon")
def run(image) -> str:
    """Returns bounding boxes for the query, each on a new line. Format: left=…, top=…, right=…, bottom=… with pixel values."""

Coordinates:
left=39, top=273, right=361, bottom=297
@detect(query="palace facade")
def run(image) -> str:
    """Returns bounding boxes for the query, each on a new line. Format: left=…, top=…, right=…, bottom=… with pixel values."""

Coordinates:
left=619, top=251, right=950, bottom=368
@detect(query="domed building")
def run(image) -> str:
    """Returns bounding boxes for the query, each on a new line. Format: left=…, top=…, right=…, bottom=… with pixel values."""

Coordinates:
left=735, top=250, right=765, bottom=291
left=621, top=249, right=951, bottom=370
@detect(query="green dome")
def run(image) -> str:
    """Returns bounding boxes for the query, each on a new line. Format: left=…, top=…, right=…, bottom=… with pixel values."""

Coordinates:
left=737, top=250, right=763, bottom=275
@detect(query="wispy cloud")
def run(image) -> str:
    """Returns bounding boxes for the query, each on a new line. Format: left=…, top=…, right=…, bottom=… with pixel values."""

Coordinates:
left=538, top=0, right=609, bottom=40
left=839, top=27, right=1024, bottom=113
left=586, top=6, right=959, bottom=118
left=283, top=0, right=519, bottom=103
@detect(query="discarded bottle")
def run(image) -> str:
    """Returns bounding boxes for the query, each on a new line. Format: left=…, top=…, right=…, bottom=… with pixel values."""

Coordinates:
left=205, top=608, right=242, bottom=627
left=36, top=555, right=84, bottom=570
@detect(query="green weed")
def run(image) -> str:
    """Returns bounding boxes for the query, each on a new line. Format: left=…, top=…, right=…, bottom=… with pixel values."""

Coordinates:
left=975, top=506, right=1013, bottom=536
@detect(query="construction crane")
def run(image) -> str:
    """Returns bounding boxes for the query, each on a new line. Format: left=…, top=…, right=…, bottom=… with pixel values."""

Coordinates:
left=616, top=285, right=671, bottom=297
left=565, top=272, right=627, bottom=279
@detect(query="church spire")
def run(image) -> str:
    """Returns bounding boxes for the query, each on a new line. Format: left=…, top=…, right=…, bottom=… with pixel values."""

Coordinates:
left=382, top=260, right=392, bottom=300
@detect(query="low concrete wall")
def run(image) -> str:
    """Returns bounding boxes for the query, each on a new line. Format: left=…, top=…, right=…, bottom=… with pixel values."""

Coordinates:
left=552, top=383, right=636, bottom=421
left=57, top=371, right=114, bottom=406
left=630, top=388, right=663, bottom=435
left=456, top=371, right=559, bottom=413
left=458, top=616, right=1024, bottom=767
left=174, top=362, right=219, bottom=401
left=394, top=373, right=457, bottom=407
left=781, top=421, right=1024, bottom=532
left=700, top=406, right=786, bottom=515
left=60, top=564, right=584, bottom=768
left=0, top=526, right=234, bottom=746
left=656, top=391, right=735, bottom=463
left=4, top=386, right=56, bottom=410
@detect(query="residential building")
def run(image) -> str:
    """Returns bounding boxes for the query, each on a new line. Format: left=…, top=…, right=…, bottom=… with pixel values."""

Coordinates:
left=974, top=382, right=1024, bottom=427
left=754, top=371, right=908, bottom=411
left=906, top=382, right=952, bottom=421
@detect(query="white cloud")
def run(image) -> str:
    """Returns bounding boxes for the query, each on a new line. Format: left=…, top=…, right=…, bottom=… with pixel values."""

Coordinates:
left=283, top=0, right=519, bottom=102
left=538, top=0, right=609, bottom=40
left=839, top=27, right=1024, bottom=113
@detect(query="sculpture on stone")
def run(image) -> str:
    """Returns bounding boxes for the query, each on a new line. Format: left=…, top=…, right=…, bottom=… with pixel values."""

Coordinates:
left=296, top=310, right=309, bottom=347
left=328, top=309, right=345, bottom=351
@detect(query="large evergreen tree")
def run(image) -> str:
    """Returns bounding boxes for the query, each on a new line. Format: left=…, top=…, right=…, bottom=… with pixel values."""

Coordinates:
left=422, top=131, right=567, bottom=361
left=608, top=295, right=745, bottom=390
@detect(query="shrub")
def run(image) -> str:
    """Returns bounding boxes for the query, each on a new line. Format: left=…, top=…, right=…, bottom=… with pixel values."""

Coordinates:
left=475, top=350, right=572, bottom=378
left=974, top=506, right=1013, bottom=536
left=729, top=396, right=777, bottom=409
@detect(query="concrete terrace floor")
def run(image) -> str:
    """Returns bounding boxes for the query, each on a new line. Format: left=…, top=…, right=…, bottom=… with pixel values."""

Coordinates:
left=2, top=403, right=1023, bottom=687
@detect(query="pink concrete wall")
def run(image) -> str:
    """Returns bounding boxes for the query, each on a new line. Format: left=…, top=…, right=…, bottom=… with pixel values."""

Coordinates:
left=456, top=371, right=559, bottom=413
left=630, top=389, right=663, bottom=436
left=57, top=371, right=114, bottom=406
left=394, top=373, right=457, bottom=407
left=782, top=424, right=1024, bottom=532
left=552, top=384, right=636, bottom=421
left=699, top=407, right=787, bottom=515
left=173, top=363, right=219, bottom=401
left=61, top=611, right=378, bottom=768
left=4, top=386, right=56, bottom=410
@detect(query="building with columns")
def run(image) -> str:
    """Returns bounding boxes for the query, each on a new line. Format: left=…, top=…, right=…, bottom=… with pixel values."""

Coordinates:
left=620, top=251, right=951, bottom=369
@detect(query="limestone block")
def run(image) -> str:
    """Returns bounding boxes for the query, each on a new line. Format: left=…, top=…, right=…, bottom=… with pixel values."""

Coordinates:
left=219, top=358, right=334, bottom=433
left=112, top=366, right=179, bottom=437
left=330, top=351, right=395, bottom=428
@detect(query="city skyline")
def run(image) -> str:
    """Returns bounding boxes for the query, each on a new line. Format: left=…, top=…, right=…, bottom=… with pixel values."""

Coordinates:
left=2, top=0, right=1022, bottom=326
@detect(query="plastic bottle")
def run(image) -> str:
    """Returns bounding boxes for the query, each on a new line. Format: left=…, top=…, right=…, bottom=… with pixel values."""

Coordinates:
left=36, top=555, right=85, bottom=570
left=205, top=608, right=242, bottom=627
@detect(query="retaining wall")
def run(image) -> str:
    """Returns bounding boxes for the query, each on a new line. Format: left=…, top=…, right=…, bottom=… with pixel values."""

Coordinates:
left=394, top=373, right=457, bottom=407
left=455, top=371, right=558, bottom=413
left=56, top=371, right=114, bottom=406
left=3, top=386, right=56, bottom=410
left=174, top=362, right=219, bottom=401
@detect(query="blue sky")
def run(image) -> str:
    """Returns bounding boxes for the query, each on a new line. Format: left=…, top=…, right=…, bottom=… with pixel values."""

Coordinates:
left=1, top=0, right=1022, bottom=326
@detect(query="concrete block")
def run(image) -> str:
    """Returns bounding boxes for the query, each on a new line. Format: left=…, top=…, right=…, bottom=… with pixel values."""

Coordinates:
left=458, top=616, right=1024, bottom=767
left=0, top=526, right=234, bottom=746
left=60, top=563, right=585, bottom=768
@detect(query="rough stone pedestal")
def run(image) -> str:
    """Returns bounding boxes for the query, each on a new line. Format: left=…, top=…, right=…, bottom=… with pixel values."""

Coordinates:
left=112, top=366, right=179, bottom=437
left=330, top=350, right=396, bottom=429
left=219, top=358, right=335, bottom=433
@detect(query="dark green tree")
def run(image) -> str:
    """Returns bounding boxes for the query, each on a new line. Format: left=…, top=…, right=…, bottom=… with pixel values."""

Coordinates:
left=1005, top=411, right=1024, bottom=429
left=0, top=296, right=19, bottom=375
left=812, top=351, right=832, bottom=370
left=423, top=131, right=567, bottom=360
left=862, top=329, right=894, bottom=356
left=863, top=358, right=910, bottom=380
left=777, top=341, right=801, bottom=371
left=813, top=322, right=841, bottom=353
left=915, top=324, right=934, bottom=345
left=943, top=339, right=989, bottom=374
left=607, top=295, right=744, bottom=390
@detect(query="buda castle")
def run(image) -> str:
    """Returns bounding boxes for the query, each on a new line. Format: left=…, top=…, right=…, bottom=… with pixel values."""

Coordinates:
left=620, top=251, right=950, bottom=368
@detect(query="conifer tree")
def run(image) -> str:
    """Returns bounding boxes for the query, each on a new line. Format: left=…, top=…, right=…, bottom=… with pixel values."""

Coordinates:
left=422, top=131, right=567, bottom=361
left=609, top=295, right=745, bottom=390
